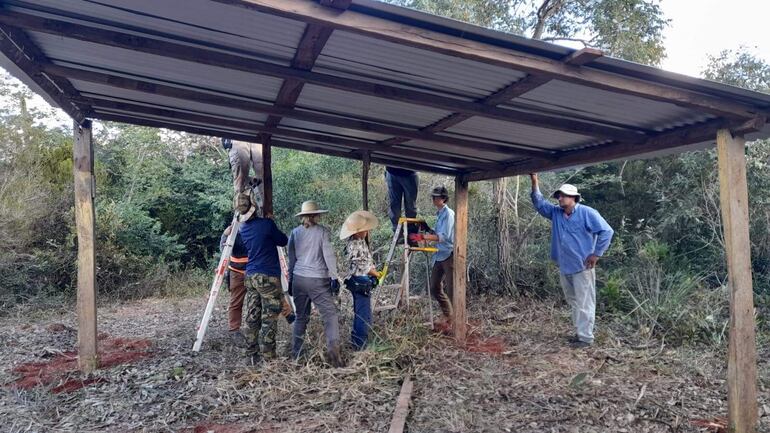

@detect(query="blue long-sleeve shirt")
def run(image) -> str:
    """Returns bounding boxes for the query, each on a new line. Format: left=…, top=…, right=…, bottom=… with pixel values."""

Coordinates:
left=432, top=205, right=455, bottom=265
left=531, top=188, right=613, bottom=275
left=239, top=217, right=289, bottom=277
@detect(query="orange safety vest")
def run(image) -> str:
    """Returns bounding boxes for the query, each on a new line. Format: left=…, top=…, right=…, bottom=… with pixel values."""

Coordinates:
left=228, top=256, right=248, bottom=274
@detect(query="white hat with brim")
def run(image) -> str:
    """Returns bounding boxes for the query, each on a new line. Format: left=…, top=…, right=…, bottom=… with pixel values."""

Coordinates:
left=552, top=184, right=581, bottom=202
left=234, top=189, right=261, bottom=222
left=295, top=200, right=329, bottom=217
left=340, top=210, right=379, bottom=240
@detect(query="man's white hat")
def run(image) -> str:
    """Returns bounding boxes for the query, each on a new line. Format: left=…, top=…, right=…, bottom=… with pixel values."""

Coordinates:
left=295, top=200, right=329, bottom=217
left=552, top=184, right=581, bottom=202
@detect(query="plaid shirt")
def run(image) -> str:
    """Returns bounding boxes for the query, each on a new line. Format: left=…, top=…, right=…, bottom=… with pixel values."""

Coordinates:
left=344, top=238, right=374, bottom=279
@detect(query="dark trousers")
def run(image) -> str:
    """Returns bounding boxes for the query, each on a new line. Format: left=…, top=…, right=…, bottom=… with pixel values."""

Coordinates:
left=351, top=291, right=372, bottom=350
left=228, top=270, right=247, bottom=331
left=430, top=254, right=454, bottom=319
left=386, top=172, right=418, bottom=231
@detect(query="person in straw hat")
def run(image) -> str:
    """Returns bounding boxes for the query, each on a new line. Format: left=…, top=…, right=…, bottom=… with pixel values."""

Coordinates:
left=234, top=186, right=289, bottom=365
left=530, top=173, right=613, bottom=349
left=340, top=210, right=381, bottom=351
left=287, top=200, right=344, bottom=367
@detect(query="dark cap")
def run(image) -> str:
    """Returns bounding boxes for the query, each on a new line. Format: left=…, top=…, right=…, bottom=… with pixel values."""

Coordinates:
left=430, top=185, right=449, bottom=199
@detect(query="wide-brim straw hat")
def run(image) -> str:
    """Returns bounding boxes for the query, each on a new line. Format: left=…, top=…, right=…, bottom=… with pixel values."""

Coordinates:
left=339, top=210, right=379, bottom=240
left=295, top=200, right=329, bottom=217
left=552, top=184, right=581, bottom=202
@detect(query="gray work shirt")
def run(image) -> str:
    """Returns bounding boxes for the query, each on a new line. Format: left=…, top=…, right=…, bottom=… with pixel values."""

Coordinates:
left=287, top=224, right=339, bottom=279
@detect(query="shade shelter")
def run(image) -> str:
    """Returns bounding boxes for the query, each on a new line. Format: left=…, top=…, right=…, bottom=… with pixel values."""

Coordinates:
left=2, top=0, right=769, bottom=430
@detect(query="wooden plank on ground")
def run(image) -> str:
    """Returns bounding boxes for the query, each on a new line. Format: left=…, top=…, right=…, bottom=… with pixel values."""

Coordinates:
left=388, top=377, right=414, bottom=433
left=716, top=128, right=758, bottom=433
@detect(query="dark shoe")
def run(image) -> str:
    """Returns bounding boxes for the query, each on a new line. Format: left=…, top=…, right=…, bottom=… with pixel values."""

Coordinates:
left=285, top=312, right=296, bottom=325
left=230, top=330, right=248, bottom=348
left=246, top=353, right=262, bottom=366
left=565, top=334, right=580, bottom=343
left=327, top=344, right=345, bottom=368
left=570, top=340, right=592, bottom=349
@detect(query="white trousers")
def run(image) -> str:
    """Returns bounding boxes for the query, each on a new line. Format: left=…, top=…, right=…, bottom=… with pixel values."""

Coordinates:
left=559, top=268, right=596, bottom=343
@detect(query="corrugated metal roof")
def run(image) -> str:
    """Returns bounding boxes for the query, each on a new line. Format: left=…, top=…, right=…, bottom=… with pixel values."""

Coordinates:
left=1, top=0, right=769, bottom=179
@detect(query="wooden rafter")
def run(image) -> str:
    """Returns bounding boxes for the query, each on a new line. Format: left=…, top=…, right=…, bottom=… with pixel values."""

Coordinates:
left=92, top=111, right=460, bottom=175
left=0, top=24, right=88, bottom=122
left=42, top=63, right=553, bottom=158
left=465, top=116, right=766, bottom=181
left=378, top=48, right=603, bottom=148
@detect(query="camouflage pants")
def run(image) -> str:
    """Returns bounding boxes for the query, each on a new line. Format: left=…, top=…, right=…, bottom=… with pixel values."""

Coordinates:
left=243, top=273, right=283, bottom=359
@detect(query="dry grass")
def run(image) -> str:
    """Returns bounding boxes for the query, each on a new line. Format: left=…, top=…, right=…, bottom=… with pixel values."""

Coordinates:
left=0, top=290, right=768, bottom=432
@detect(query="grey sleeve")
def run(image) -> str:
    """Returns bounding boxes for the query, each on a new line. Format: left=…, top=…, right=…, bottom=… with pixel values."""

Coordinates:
left=321, top=228, right=339, bottom=279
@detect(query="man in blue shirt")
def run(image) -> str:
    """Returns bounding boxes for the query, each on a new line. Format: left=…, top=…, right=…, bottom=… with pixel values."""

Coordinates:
left=530, top=173, right=613, bottom=348
left=235, top=187, right=289, bottom=365
left=410, top=186, right=455, bottom=323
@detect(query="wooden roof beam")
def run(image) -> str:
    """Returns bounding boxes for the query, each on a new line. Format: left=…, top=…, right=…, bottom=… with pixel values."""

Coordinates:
left=85, top=97, right=503, bottom=169
left=43, top=64, right=549, bottom=159
left=221, top=0, right=760, bottom=120
left=0, top=25, right=88, bottom=123
left=93, top=111, right=460, bottom=175
left=465, top=116, right=766, bottom=181
left=378, top=48, right=604, bottom=147
left=0, top=11, right=647, bottom=142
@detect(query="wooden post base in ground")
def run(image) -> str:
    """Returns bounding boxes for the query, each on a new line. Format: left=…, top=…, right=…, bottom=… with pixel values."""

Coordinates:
left=452, top=176, right=468, bottom=342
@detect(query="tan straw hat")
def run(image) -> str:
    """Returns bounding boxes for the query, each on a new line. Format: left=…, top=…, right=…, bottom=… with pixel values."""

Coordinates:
left=552, top=184, right=581, bottom=202
left=295, top=200, right=329, bottom=217
left=339, top=210, right=379, bottom=240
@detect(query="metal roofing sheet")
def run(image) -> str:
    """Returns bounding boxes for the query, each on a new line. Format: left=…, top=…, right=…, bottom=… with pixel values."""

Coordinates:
left=9, top=0, right=305, bottom=62
left=445, top=117, right=597, bottom=150
left=296, top=84, right=453, bottom=128
left=29, top=32, right=285, bottom=102
left=402, top=140, right=513, bottom=161
left=511, top=80, right=716, bottom=132
left=277, top=118, right=392, bottom=142
left=317, top=30, right=527, bottom=100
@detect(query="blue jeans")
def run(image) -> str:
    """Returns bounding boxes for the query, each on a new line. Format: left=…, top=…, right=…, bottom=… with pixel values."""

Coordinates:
left=385, top=172, right=418, bottom=231
left=351, top=291, right=372, bottom=350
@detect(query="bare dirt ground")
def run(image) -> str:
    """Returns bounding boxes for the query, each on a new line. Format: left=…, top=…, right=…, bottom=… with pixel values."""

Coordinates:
left=1, top=290, right=768, bottom=433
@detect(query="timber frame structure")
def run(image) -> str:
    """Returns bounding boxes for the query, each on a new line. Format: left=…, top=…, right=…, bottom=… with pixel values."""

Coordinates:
left=2, top=0, right=769, bottom=431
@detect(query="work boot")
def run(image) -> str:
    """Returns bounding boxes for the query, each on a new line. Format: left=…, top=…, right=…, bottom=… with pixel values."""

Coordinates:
left=327, top=344, right=345, bottom=368
left=564, top=334, right=580, bottom=344
left=230, top=330, right=248, bottom=348
left=569, top=340, right=592, bottom=349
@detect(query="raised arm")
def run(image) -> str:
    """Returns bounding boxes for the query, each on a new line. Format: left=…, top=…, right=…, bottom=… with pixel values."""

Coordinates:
left=530, top=173, right=558, bottom=218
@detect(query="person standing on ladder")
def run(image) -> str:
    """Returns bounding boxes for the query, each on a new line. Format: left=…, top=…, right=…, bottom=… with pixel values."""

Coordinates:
left=409, top=186, right=455, bottom=325
left=235, top=188, right=289, bottom=366
left=223, top=138, right=263, bottom=194
left=340, top=210, right=381, bottom=351
left=529, top=173, right=614, bottom=349
left=385, top=167, right=419, bottom=238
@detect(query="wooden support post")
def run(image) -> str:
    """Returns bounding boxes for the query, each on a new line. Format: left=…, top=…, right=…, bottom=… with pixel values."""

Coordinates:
left=261, top=138, right=273, bottom=217
left=452, top=176, right=468, bottom=342
left=362, top=151, right=370, bottom=211
left=716, top=128, right=758, bottom=433
left=73, top=120, right=98, bottom=373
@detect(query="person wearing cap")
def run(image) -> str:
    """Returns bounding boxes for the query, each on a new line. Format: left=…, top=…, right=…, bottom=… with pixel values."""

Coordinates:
left=530, top=173, right=614, bottom=349
left=385, top=167, right=419, bottom=234
left=409, top=185, right=455, bottom=323
left=235, top=187, right=289, bottom=365
left=340, top=210, right=381, bottom=350
left=287, top=201, right=344, bottom=367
